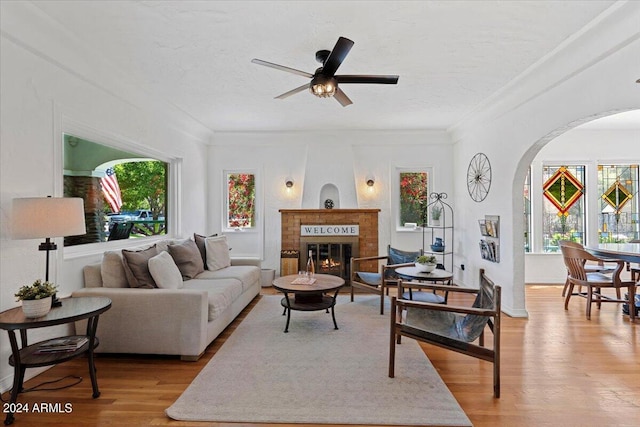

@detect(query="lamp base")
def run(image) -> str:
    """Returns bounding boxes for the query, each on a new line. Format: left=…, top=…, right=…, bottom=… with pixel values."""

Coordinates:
left=51, top=293, right=62, bottom=307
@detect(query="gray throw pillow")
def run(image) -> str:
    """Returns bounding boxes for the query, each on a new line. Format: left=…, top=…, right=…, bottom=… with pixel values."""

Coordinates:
left=122, top=244, right=158, bottom=289
left=168, top=239, right=205, bottom=280
left=194, top=233, right=217, bottom=270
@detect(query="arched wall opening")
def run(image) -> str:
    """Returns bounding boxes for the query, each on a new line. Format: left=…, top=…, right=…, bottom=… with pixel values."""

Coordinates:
left=510, top=110, right=639, bottom=315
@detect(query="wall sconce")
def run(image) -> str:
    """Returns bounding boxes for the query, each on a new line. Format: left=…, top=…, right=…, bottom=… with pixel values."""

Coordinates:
left=285, top=178, right=294, bottom=189
left=366, top=176, right=375, bottom=187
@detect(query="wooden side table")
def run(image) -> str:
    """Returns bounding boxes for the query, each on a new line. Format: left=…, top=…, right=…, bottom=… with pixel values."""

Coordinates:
left=272, top=274, right=344, bottom=333
left=0, top=296, right=111, bottom=425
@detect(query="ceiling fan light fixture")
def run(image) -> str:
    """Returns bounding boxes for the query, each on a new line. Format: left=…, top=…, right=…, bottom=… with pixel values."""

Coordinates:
left=310, top=75, right=337, bottom=98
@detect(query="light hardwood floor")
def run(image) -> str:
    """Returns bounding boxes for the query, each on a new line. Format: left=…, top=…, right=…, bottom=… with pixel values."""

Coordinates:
left=2, top=285, right=638, bottom=426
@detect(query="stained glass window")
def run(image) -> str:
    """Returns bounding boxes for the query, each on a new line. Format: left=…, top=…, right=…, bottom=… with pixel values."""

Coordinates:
left=598, top=164, right=639, bottom=242
left=542, top=165, right=585, bottom=252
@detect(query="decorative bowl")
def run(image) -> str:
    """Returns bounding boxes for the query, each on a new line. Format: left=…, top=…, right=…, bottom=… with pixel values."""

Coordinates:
left=415, top=262, right=436, bottom=273
left=21, top=296, right=52, bottom=318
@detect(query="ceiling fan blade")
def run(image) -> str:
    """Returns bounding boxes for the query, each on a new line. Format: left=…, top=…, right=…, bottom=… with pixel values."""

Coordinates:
left=275, top=83, right=310, bottom=99
left=336, top=75, right=399, bottom=84
left=322, top=37, right=354, bottom=77
left=334, top=88, right=353, bottom=107
left=251, top=59, right=313, bottom=78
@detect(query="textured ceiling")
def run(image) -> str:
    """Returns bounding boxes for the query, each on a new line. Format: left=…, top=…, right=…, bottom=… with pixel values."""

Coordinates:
left=31, top=0, right=620, bottom=133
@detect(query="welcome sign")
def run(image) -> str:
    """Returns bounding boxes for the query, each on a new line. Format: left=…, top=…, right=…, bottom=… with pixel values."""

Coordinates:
left=301, top=225, right=359, bottom=236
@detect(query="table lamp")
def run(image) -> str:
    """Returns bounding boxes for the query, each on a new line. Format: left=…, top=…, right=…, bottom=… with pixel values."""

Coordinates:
left=12, top=196, right=87, bottom=306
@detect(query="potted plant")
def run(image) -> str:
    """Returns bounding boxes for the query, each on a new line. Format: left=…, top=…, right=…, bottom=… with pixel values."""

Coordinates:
left=431, top=205, right=442, bottom=226
left=415, top=255, right=437, bottom=273
left=15, top=280, right=58, bottom=318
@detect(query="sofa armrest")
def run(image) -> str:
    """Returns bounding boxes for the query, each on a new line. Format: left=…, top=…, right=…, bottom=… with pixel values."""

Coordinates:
left=231, top=257, right=261, bottom=267
left=72, top=287, right=208, bottom=357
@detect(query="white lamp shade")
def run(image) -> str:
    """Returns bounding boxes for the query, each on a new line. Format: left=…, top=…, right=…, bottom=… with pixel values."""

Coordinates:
left=12, top=197, right=87, bottom=239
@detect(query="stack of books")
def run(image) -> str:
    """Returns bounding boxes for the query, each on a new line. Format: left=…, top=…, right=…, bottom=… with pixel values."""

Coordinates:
left=36, top=336, right=88, bottom=353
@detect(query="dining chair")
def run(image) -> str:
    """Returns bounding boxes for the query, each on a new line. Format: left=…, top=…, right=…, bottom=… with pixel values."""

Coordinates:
left=350, top=245, right=422, bottom=314
left=389, top=269, right=501, bottom=397
left=560, top=245, right=636, bottom=321
left=558, top=240, right=616, bottom=297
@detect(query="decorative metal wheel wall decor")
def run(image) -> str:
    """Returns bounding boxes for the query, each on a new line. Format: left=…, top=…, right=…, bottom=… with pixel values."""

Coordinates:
left=467, top=153, right=492, bottom=202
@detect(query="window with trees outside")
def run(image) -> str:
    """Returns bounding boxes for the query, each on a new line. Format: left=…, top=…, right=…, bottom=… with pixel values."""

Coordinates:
left=226, top=172, right=256, bottom=229
left=63, top=134, right=168, bottom=246
left=598, top=164, right=639, bottom=242
left=399, top=171, right=429, bottom=228
left=542, top=165, right=585, bottom=252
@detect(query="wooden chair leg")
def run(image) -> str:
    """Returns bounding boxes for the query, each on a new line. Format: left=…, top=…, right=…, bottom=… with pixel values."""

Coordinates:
left=388, top=298, right=396, bottom=378
left=564, top=282, right=575, bottom=310
left=628, top=285, right=636, bottom=322
left=562, top=276, right=570, bottom=297
left=586, top=285, right=593, bottom=320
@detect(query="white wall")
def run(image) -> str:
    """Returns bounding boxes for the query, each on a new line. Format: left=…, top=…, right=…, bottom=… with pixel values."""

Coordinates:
left=525, top=129, right=640, bottom=283
left=209, top=130, right=454, bottom=272
left=0, top=5, right=211, bottom=391
left=450, top=2, right=640, bottom=317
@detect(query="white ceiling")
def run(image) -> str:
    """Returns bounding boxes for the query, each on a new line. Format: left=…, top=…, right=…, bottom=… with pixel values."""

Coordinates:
left=30, top=0, right=628, bottom=133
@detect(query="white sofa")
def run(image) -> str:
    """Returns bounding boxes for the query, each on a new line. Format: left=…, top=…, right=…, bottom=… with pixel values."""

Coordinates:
left=72, top=236, right=260, bottom=361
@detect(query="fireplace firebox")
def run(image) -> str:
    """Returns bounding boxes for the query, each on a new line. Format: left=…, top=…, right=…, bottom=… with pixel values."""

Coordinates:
left=300, top=236, right=359, bottom=281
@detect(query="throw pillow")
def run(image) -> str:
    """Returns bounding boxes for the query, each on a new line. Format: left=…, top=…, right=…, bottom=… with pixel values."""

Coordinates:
left=168, top=239, right=205, bottom=280
left=205, top=235, right=231, bottom=271
left=101, top=251, right=128, bottom=288
left=122, top=244, right=158, bottom=289
left=148, top=251, right=183, bottom=289
left=194, top=233, right=217, bottom=270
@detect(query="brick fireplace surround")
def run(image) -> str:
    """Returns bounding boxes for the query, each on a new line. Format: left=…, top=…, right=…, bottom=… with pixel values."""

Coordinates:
left=279, top=209, right=380, bottom=278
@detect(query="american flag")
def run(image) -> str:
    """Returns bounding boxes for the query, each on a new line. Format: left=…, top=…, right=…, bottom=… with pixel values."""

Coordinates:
left=101, top=167, right=123, bottom=213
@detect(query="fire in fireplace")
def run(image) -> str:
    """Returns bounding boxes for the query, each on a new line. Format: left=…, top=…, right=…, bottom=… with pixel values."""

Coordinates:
left=301, top=240, right=356, bottom=280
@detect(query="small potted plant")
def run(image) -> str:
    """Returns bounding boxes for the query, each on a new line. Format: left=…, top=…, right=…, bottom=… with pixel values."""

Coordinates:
left=415, top=255, right=437, bottom=273
left=15, top=280, right=58, bottom=318
left=431, top=205, right=442, bottom=226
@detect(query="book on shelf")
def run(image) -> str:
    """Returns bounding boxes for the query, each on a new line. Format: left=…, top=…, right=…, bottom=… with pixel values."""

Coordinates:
left=36, top=336, right=88, bottom=353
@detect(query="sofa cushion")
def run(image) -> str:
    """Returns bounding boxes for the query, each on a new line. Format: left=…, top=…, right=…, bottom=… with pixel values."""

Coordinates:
left=195, top=265, right=260, bottom=293
left=194, top=233, right=218, bottom=270
left=168, top=239, right=204, bottom=280
left=101, top=251, right=128, bottom=288
left=148, top=251, right=184, bottom=289
left=205, top=236, right=231, bottom=271
left=122, top=245, right=158, bottom=289
left=183, top=278, right=243, bottom=321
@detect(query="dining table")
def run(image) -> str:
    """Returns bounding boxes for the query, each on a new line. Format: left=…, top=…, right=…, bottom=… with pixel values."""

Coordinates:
left=587, top=243, right=640, bottom=264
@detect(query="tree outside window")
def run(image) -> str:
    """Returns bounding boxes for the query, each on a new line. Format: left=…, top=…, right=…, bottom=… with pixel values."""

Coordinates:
left=227, top=173, right=255, bottom=228
left=399, top=172, right=428, bottom=226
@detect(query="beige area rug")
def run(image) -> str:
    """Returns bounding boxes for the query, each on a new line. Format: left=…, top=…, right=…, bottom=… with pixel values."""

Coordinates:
left=166, top=295, right=472, bottom=426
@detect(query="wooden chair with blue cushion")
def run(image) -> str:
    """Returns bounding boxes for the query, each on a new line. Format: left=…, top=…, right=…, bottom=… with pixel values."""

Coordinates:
left=350, top=245, right=422, bottom=314
left=389, top=269, right=501, bottom=398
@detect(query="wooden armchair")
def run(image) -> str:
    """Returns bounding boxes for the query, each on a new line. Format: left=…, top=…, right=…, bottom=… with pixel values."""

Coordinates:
left=558, top=240, right=616, bottom=297
left=560, top=244, right=636, bottom=321
left=389, top=269, right=501, bottom=398
left=350, top=246, right=422, bottom=314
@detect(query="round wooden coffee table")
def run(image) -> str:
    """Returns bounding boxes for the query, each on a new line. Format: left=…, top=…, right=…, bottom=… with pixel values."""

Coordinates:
left=272, top=274, right=345, bottom=333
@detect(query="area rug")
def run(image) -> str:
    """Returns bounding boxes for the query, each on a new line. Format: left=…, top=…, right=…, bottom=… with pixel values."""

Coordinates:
left=166, top=295, right=471, bottom=426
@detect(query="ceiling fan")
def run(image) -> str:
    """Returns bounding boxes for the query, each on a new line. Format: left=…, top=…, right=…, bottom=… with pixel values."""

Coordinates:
left=251, top=37, right=399, bottom=107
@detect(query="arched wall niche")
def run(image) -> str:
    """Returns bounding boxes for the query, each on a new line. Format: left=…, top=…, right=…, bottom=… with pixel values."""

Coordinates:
left=319, top=184, right=340, bottom=209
